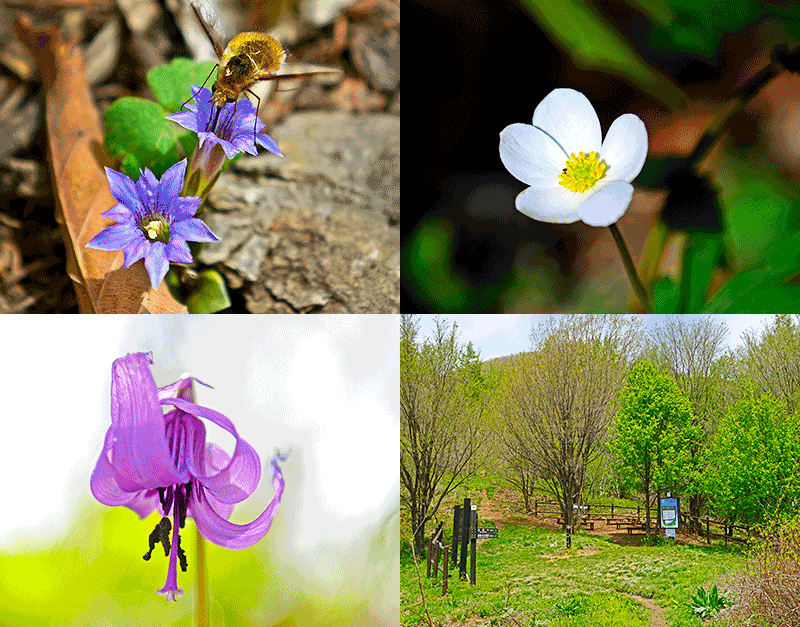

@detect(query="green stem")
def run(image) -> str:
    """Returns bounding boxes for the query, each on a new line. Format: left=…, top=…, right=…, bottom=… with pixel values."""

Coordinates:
left=608, top=222, right=652, bottom=313
left=195, top=526, right=209, bottom=627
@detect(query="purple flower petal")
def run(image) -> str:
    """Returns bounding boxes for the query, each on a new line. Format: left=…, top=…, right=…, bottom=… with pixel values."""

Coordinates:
left=86, top=223, right=142, bottom=251
left=157, top=160, right=187, bottom=212
left=90, top=427, right=161, bottom=518
left=144, top=242, right=170, bottom=288
left=190, top=453, right=286, bottom=549
left=106, top=167, right=145, bottom=214
left=165, top=237, right=193, bottom=263
left=162, top=396, right=262, bottom=504
left=122, top=238, right=149, bottom=268
left=102, top=203, right=134, bottom=223
left=109, top=353, right=186, bottom=491
left=170, top=196, right=203, bottom=221
left=171, top=217, right=218, bottom=243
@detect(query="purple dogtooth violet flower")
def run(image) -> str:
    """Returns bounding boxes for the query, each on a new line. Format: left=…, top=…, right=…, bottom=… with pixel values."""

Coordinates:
left=90, top=352, right=289, bottom=601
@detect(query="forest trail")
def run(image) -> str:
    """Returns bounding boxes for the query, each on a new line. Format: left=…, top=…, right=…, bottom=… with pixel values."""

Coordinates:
left=627, top=593, right=668, bottom=627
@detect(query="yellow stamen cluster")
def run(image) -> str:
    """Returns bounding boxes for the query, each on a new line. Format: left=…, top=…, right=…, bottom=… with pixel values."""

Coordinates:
left=558, top=151, right=608, bottom=193
left=146, top=220, right=163, bottom=241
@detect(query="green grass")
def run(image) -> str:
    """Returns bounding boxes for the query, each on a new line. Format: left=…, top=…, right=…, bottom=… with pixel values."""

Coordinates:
left=401, top=522, right=746, bottom=627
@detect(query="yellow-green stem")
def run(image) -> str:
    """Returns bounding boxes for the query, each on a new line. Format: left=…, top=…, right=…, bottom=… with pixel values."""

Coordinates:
left=195, top=527, right=209, bottom=627
left=608, top=222, right=652, bottom=313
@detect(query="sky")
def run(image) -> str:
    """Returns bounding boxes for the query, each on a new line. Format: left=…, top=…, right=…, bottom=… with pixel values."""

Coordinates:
left=0, top=316, right=399, bottom=558
left=412, top=314, right=778, bottom=361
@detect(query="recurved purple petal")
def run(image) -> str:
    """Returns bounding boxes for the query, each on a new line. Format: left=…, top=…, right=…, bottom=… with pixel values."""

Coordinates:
left=157, top=376, right=212, bottom=403
left=164, top=397, right=261, bottom=503
left=110, top=352, right=186, bottom=491
left=185, top=441, right=235, bottom=521
left=191, top=454, right=286, bottom=549
left=90, top=426, right=160, bottom=518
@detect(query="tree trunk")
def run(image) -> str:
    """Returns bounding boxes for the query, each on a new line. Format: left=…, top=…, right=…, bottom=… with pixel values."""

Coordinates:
left=643, top=464, right=651, bottom=536
left=412, top=507, right=427, bottom=557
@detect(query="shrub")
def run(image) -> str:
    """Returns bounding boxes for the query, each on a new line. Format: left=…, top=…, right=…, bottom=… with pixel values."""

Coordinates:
left=684, top=584, right=730, bottom=619
left=719, top=515, right=800, bottom=626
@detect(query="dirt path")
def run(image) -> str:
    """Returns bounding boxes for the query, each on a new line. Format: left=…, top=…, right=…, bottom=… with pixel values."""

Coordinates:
left=476, top=488, right=671, bottom=626
left=627, top=593, right=668, bottom=627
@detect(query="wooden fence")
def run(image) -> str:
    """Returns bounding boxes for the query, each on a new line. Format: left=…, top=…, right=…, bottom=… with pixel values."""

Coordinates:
left=426, top=522, right=450, bottom=595
left=531, top=500, right=753, bottom=544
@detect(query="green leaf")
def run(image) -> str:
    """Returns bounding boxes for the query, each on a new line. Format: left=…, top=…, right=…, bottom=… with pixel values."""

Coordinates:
left=147, top=57, right=218, bottom=115
left=515, top=0, right=688, bottom=109
left=644, top=0, right=763, bottom=58
left=703, top=232, right=800, bottom=312
left=186, top=269, right=232, bottom=313
left=652, top=276, right=680, bottom=313
left=717, top=284, right=800, bottom=313
left=103, top=97, right=186, bottom=179
left=680, top=231, right=723, bottom=312
left=716, top=152, right=800, bottom=271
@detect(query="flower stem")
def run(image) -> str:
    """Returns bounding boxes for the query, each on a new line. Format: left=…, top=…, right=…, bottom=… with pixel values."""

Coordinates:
left=608, top=222, right=652, bottom=313
left=195, top=526, right=209, bottom=627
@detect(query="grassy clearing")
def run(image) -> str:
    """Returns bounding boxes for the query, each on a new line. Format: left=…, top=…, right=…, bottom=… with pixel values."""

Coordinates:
left=401, top=521, right=746, bottom=627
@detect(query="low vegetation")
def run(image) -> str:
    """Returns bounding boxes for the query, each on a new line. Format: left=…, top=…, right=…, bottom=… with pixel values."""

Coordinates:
left=401, top=517, right=746, bottom=626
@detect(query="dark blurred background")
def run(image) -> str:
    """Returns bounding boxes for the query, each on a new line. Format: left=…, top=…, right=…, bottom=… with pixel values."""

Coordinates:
left=402, top=0, right=800, bottom=312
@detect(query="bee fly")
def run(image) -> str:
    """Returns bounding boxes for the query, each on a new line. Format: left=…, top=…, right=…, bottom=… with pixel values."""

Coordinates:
left=188, top=0, right=339, bottom=138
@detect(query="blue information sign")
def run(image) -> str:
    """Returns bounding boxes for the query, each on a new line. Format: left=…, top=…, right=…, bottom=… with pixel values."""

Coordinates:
left=659, top=497, right=680, bottom=529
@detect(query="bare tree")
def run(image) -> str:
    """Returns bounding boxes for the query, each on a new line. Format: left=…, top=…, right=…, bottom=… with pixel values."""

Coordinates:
left=400, top=315, right=492, bottom=555
left=649, top=316, right=730, bottom=423
left=738, top=315, right=800, bottom=414
left=498, top=315, right=642, bottom=531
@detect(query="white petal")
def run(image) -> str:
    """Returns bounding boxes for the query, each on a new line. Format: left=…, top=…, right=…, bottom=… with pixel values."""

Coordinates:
left=515, top=184, right=582, bottom=224
left=500, top=123, right=566, bottom=187
left=532, top=89, right=602, bottom=158
left=578, top=181, right=634, bottom=227
left=600, top=114, right=648, bottom=183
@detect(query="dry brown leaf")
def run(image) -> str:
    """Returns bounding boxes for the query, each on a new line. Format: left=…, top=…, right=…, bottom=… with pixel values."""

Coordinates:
left=14, top=14, right=187, bottom=314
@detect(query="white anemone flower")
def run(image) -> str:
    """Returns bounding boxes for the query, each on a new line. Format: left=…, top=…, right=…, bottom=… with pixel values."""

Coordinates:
left=499, top=88, right=648, bottom=227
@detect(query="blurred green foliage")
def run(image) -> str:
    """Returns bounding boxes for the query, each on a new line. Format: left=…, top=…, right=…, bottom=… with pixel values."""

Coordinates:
left=516, top=0, right=689, bottom=110
left=0, top=504, right=397, bottom=627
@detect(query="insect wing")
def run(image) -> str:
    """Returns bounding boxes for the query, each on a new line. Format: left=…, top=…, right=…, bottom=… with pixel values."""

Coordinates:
left=188, top=0, right=224, bottom=59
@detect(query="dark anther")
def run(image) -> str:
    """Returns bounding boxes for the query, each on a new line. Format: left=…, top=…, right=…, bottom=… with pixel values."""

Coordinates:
left=176, top=482, right=192, bottom=529
left=162, top=486, right=174, bottom=515
left=177, top=534, right=188, bottom=572
left=143, top=517, right=172, bottom=561
left=158, top=487, right=166, bottom=511
left=176, top=485, right=186, bottom=529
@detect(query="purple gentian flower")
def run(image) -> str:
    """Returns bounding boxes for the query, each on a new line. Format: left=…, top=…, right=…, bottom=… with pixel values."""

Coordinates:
left=168, top=85, right=282, bottom=159
left=90, top=352, right=288, bottom=601
left=86, top=160, right=219, bottom=288
left=167, top=86, right=282, bottom=200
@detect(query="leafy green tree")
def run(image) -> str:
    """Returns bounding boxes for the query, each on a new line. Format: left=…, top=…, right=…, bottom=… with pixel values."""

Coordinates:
left=704, top=393, right=800, bottom=525
left=608, top=360, right=699, bottom=535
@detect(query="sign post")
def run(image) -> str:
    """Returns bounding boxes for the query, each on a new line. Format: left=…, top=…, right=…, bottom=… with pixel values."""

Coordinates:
left=470, top=505, right=477, bottom=585
left=459, top=498, right=470, bottom=580
left=451, top=498, right=500, bottom=586
left=659, top=494, right=680, bottom=541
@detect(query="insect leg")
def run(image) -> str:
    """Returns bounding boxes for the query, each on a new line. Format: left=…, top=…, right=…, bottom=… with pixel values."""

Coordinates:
left=245, top=88, right=262, bottom=148
left=178, top=63, right=218, bottom=112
